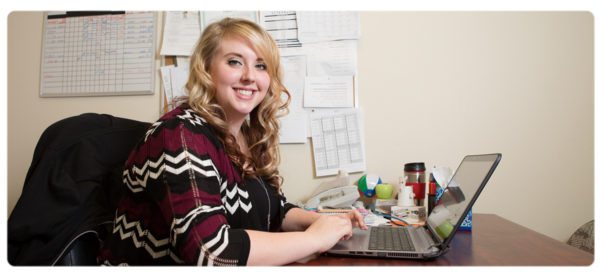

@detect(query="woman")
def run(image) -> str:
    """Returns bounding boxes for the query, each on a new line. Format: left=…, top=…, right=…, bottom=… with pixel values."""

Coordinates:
left=98, top=18, right=367, bottom=266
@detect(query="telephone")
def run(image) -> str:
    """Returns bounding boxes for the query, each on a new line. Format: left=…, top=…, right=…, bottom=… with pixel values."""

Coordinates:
left=305, top=185, right=360, bottom=208
left=303, top=170, right=360, bottom=208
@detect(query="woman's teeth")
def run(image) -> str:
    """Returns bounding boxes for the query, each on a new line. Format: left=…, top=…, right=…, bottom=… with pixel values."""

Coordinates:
left=236, top=89, right=253, bottom=96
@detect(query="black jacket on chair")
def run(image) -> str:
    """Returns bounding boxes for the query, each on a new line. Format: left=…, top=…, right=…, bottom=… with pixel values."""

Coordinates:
left=8, top=113, right=151, bottom=265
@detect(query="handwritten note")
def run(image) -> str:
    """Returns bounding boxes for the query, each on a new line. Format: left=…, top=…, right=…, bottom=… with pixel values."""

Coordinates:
left=160, top=11, right=201, bottom=56
left=304, top=40, right=357, bottom=77
left=304, top=76, right=354, bottom=108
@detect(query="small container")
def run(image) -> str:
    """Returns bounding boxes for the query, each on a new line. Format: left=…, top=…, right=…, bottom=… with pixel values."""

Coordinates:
left=397, top=184, right=415, bottom=207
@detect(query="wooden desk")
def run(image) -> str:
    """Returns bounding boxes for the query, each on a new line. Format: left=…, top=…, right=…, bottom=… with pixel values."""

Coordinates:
left=289, top=214, right=594, bottom=266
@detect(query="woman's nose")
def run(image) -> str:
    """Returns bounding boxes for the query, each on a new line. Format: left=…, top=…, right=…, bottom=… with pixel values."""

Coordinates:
left=241, top=65, right=255, bottom=83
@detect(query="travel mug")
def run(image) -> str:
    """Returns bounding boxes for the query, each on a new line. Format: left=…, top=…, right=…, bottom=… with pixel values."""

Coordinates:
left=404, top=162, right=426, bottom=206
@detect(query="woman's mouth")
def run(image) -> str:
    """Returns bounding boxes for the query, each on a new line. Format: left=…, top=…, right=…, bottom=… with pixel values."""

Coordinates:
left=235, top=89, right=254, bottom=96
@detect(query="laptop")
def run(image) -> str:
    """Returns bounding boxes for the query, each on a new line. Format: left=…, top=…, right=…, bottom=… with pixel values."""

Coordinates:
left=327, top=153, right=502, bottom=260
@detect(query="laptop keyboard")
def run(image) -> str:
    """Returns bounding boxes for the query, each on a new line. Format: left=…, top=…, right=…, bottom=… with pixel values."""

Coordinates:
left=369, top=226, right=416, bottom=252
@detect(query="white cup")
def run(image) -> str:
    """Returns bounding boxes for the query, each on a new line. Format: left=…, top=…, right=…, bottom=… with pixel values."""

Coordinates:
left=397, top=185, right=415, bottom=207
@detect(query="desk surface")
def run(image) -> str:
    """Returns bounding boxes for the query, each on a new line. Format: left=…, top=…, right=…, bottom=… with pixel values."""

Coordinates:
left=290, top=214, right=594, bottom=266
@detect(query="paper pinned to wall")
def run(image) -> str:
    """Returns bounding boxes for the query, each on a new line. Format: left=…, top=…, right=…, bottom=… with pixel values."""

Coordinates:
left=41, top=11, right=157, bottom=97
left=259, top=11, right=306, bottom=57
left=304, top=40, right=359, bottom=109
left=304, top=40, right=357, bottom=77
left=304, top=76, right=354, bottom=108
left=279, top=79, right=307, bottom=143
left=160, top=11, right=201, bottom=56
left=175, top=56, right=191, bottom=68
left=160, top=65, right=175, bottom=110
left=278, top=56, right=308, bottom=143
left=296, top=11, right=361, bottom=43
left=169, top=66, right=189, bottom=108
left=310, top=108, right=366, bottom=177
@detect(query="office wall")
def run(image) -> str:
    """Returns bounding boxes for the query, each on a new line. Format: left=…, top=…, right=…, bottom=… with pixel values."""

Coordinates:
left=7, top=11, right=593, bottom=244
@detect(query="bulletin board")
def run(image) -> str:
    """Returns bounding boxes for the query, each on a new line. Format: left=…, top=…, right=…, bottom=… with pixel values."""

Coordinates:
left=158, top=11, right=365, bottom=176
left=159, top=11, right=361, bottom=134
left=40, top=11, right=158, bottom=97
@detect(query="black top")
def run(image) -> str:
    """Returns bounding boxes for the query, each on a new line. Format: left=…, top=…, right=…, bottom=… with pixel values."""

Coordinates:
left=244, top=176, right=280, bottom=232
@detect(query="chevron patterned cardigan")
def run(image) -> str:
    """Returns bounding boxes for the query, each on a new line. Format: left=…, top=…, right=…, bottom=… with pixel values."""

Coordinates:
left=98, top=105, right=297, bottom=266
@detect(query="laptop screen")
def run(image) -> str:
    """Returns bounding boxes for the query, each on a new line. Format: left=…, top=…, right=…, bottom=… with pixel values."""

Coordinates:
left=427, top=154, right=501, bottom=247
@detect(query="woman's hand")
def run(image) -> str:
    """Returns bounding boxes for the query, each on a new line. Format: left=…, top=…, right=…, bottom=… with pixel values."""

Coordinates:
left=333, top=209, right=369, bottom=239
left=305, top=215, right=353, bottom=253
left=276, top=208, right=369, bottom=257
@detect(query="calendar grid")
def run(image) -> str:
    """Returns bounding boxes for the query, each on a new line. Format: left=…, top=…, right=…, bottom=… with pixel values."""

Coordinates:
left=312, top=112, right=364, bottom=171
left=41, top=11, right=156, bottom=97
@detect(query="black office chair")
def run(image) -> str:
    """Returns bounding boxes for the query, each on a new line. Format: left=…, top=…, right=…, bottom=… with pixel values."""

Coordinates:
left=54, top=232, right=103, bottom=266
left=8, top=113, right=151, bottom=265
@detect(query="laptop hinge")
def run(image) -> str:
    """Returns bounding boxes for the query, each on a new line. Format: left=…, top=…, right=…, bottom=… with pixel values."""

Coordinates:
left=423, top=226, right=443, bottom=250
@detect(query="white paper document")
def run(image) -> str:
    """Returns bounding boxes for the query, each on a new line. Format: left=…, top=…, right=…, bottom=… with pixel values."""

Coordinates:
left=160, top=65, right=175, bottom=110
left=310, top=108, right=366, bottom=177
left=169, top=66, right=190, bottom=108
left=259, top=11, right=306, bottom=57
left=201, top=11, right=259, bottom=32
left=304, top=40, right=359, bottom=108
left=160, top=11, right=201, bottom=56
left=278, top=56, right=308, bottom=143
left=296, top=11, right=361, bottom=43
left=304, top=76, right=354, bottom=108
left=304, top=40, right=357, bottom=77
left=41, top=11, right=157, bottom=97
left=278, top=79, right=307, bottom=143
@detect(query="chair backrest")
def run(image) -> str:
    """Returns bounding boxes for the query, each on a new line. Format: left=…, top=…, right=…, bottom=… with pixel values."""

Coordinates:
left=8, top=113, right=151, bottom=265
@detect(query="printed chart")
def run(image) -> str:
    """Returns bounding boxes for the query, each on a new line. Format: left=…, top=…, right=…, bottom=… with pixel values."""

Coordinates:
left=310, top=108, right=366, bottom=177
left=41, top=11, right=157, bottom=97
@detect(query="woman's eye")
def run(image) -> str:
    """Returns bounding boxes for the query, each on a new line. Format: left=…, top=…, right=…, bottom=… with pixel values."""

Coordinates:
left=228, top=59, right=242, bottom=66
left=256, top=64, right=267, bottom=70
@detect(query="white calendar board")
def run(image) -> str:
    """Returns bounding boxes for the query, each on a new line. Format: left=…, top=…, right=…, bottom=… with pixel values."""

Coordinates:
left=40, top=11, right=157, bottom=97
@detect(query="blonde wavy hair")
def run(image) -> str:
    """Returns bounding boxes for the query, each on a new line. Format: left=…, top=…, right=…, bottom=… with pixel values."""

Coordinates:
left=184, top=18, right=290, bottom=193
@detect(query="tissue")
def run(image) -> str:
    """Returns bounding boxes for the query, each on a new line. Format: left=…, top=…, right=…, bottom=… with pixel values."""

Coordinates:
left=431, top=166, right=454, bottom=189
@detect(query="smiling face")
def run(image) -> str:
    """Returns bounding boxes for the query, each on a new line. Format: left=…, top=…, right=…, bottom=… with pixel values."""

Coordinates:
left=209, top=34, right=271, bottom=123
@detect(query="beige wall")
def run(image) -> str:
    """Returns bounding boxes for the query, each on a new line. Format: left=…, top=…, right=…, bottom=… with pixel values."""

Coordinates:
left=7, top=11, right=593, bottom=244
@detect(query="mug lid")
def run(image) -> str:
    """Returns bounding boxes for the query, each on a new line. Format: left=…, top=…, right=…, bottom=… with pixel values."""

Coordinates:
left=404, top=162, right=426, bottom=172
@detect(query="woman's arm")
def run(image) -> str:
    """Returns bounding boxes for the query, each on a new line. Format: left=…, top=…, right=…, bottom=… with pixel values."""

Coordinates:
left=282, top=207, right=368, bottom=232
left=244, top=207, right=369, bottom=265
left=246, top=214, right=353, bottom=265
left=246, top=231, right=315, bottom=265
left=281, top=207, right=322, bottom=232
